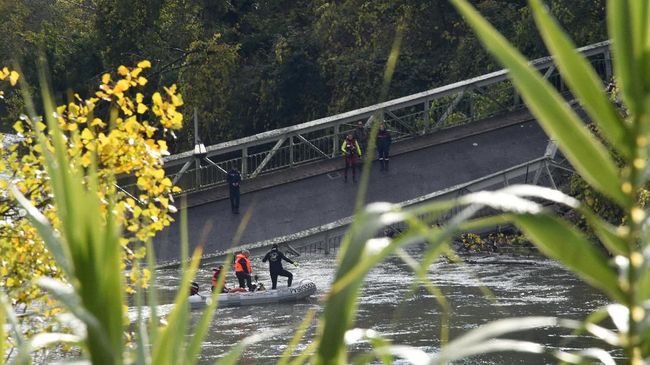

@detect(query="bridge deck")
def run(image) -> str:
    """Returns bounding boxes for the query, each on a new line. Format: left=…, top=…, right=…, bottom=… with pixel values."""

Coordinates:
left=154, top=110, right=550, bottom=263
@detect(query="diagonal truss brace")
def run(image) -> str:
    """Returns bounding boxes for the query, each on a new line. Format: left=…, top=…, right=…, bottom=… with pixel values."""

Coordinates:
left=436, top=89, right=466, bottom=129
left=249, top=137, right=287, bottom=179
left=295, top=134, right=330, bottom=159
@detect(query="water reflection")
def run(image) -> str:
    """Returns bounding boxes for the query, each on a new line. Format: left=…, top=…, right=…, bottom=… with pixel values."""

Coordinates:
left=150, top=245, right=614, bottom=364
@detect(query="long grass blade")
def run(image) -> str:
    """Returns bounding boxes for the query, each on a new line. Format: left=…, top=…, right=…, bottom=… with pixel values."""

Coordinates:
left=451, top=0, right=628, bottom=208
left=313, top=205, right=390, bottom=364
left=134, top=261, right=150, bottom=365
left=277, top=309, right=316, bottom=365
left=0, top=296, right=4, bottom=365
left=37, top=277, right=110, bottom=352
left=146, top=240, right=160, bottom=347
left=216, top=329, right=284, bottom=365
left=529, top=0, right=631, bottom=158
left=435, top=317, right=559, bottom=362
left=630, top=1, right=649, bottom=92
left=608, top=0, right=642, bottom=115
left=185, top=255, right=233, bottom=362
left=499, top=185, right=628, bottom=255
left=1, top=290, right=30, bottom=365
left=151, top=248, right=202, bottom=365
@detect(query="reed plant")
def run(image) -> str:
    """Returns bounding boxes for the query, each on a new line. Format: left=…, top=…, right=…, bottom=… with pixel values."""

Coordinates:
left=308, top=0, right=650, bottom=364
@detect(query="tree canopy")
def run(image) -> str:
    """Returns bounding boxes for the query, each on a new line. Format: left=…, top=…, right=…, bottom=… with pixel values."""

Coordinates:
left=0, top=0, right=606, bottom=152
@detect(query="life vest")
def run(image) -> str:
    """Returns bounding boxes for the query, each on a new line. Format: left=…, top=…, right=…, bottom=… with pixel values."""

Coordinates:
left=234, top=254, right=252, bottom=273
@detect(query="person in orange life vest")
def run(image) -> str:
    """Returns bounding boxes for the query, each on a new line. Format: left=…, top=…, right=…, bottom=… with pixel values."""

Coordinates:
left=212, top=265, right=247, bottom=293
left=211, top=265, right=226, bottom=293
left=341, top=133, right=362, bottom=183
left=234, top=249, right=255, bottom=291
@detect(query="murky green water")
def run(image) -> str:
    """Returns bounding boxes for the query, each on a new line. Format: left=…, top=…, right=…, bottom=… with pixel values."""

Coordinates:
left=147, top=245, right=616, bottom=364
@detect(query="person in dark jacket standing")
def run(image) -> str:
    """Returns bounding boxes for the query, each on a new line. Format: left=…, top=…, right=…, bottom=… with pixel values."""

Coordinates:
left=227, top=167, right=241, bottom=214
left=262, top=243, right=299, bottom=289
left=376, top=123, right=392, bottom=171
left=353, top=121, right=368, bottom=156
left=234, top=249, right=254, bottom=291
left=341, top=133, right=362, bottom=183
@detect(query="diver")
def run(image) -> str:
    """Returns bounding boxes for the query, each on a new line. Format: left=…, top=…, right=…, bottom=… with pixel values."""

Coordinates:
left=262, top=243, right=298, bottom=289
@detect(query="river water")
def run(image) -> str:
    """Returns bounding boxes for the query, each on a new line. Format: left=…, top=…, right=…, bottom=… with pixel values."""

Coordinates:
left=150, top=244, right=615, bottom=364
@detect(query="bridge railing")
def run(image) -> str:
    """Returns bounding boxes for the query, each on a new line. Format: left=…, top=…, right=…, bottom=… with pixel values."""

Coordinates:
left=141, top=41, right=609, bottom=196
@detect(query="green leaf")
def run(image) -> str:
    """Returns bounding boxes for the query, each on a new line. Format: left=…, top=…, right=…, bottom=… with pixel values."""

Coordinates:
left=451, top=0, right=629, bottom=208
left=513, top=214, right=624, bottom=302
left=530, top=0, right=631, bottom=158
left=37, top=277, right=111, bottom=352
left=579, top=209, right=628, bottom=256
left=608, top=0, right=642, bottom=115
left=499, top=185, right=629, bottom=255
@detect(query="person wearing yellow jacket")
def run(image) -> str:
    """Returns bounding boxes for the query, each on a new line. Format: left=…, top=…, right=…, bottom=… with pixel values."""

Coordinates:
left=341, top=133, right=362, bottom=183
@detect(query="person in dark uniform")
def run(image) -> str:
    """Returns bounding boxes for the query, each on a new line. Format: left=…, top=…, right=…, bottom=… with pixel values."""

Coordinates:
left=262, top=243, right=299, bottom=289
left=234, top=249, right=254, bottom=291
left=341, top=133, right=362, bottom=183
left=353, top=121, right=368, bottom=156
left=376, top=123, right=392, bottom=171
left=227, top=167, right=241, bottom=214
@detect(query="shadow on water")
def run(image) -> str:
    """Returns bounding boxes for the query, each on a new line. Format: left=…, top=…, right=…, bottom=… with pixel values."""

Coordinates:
left=146, top=244, right=616, bottom=364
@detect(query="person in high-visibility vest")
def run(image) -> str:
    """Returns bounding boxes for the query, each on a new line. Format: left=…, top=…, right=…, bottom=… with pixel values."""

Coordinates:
left=234, top=249, right=254, bottom=291
left=341, top=133, right=362, bottom=183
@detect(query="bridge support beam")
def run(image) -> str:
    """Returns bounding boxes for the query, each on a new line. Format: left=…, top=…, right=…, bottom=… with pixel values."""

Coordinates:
left=250, top=137, right=287, bottom=178
left=295, top=134, right=330, bottom=160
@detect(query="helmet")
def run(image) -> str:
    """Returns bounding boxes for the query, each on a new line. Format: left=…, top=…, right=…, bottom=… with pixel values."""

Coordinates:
left=242, top=249, right=250, bottom=256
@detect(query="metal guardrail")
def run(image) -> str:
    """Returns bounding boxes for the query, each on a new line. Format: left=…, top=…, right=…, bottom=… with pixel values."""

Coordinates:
left=123, top=41, right=610, bottom=197
left=156, top=142, right=573, bottom=268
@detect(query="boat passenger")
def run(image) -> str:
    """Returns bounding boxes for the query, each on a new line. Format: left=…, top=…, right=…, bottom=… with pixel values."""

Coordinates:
left=212, top=265, right=227, bottom=293
left=190, top=282, right=200, bottom=296
left=234, top=249, right=255, bottom=291
left=262, top=243, right=298, bottom=289
left=252, top=275, right=266, bottom=291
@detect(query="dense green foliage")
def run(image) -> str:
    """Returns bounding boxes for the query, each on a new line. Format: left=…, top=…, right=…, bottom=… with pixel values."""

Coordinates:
left=0, top=0, right=606, bottom=152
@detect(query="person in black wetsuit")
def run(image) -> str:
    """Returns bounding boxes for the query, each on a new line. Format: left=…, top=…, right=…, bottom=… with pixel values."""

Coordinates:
left=262, top=243, right=299, bottom=289
left=227, top=167, right=241, bottom=214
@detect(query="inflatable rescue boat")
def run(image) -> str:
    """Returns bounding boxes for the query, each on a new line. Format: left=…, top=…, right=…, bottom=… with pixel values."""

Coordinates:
left=189, top=280, right=316, bottom=308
